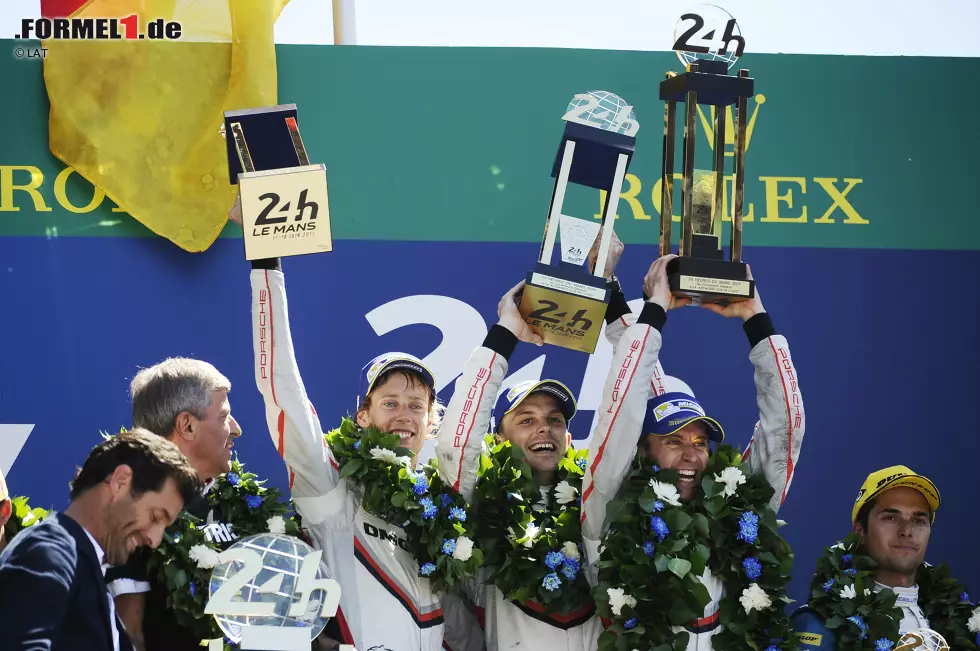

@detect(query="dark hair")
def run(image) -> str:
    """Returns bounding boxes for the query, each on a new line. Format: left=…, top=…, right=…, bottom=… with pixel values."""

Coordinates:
left=856, top=498, right=876, bottom=533
left=70, top=428, right=202, bottom=504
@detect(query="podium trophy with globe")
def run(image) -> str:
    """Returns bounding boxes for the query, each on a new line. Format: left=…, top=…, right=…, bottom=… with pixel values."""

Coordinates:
left=518, top=90, right=640, bottom=354
left=202, top=533, right=350, bottom=651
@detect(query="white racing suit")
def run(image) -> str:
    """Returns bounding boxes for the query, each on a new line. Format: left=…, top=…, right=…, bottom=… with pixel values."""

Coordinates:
left=250, top=260, right=452, bottom=651
left=435, top=319, right=613, bottom=651
left=581, top=301, right=806, bottom=651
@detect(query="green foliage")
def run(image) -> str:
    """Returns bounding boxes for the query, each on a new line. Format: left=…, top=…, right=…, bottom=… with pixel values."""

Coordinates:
left=473, top=435, right=592, bottom=615
left=3, top=495, right=50, bottom=541
left=594, top=445, right=796, bottom=651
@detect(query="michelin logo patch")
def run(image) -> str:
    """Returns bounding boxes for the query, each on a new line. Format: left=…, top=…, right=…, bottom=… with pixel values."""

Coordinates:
left=654, top=399, right=705, bottom=422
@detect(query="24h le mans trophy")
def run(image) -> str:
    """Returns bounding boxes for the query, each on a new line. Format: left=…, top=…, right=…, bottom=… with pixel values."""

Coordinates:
left=519, top=91, right=640, bottom=354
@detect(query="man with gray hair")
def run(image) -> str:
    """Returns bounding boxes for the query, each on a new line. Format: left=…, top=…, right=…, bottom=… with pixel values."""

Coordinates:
left=107, top=357, right=242, bottom=651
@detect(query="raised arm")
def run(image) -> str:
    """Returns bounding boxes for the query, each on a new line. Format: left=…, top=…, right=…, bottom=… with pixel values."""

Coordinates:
left=581, top=256, right=687, bottom=582
left=436, top=282, right=529, bottom=502
left=699, top=268, right=805, bottom=513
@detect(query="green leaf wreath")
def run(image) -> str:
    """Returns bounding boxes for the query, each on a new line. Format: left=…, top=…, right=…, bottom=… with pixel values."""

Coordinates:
left=593, top=446, right=795, bottom=651
left=3, top=495, right=50, bottom=541
left=473, top=435, right=592, bottom=615
left=324, top=417, right=483, bottom=592
left=806, top=534, right=980, bottom=650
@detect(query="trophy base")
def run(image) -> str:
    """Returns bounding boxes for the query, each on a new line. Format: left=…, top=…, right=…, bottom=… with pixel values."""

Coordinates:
left=666, top=257, right=755, bottom=304
left=519, top=263, right=610, bottom=354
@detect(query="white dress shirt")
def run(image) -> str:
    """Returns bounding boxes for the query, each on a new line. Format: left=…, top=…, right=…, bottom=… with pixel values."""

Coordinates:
left=82, top=527, right=122, bottom=651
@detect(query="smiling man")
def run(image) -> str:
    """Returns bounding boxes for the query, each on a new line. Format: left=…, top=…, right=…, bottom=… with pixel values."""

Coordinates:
left=106, top=357, right=243, bottom=651
left=791, top=466, right=947, bottom=649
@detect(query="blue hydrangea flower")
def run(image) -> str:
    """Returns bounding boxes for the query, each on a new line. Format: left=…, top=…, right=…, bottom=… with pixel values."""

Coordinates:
left=545, top=551, right=565, bottom=570
left=246, top=495, right=263, bottom=509
left=420, top=497, right=437, bottom=520
left=420, top=563, right=436, bottom=576
left=413, top=475, right=429, bottom=495
left=847, top=615, right=868, bottom=640
left=643, top=541, right=655, bottom=557
left=190, top=582, right=197, bottom=597
left=353, top=439, right=361, bottom=451
left=562, top=563, right=578, bottom=581
left=743, top=557, right=762, bottom=581
left=874, top=639, right=894, bottom=651
left=841, top=553, right=853, bottom=565
left=960, top=591, right=970, bottom=602
left=650, top=516, right=670, bottom=542
left=442, top=539, right=457, bottom=555
left=737, top=511, right=759, bottom=544
left=652, top=500, right=665, bottom=512
left=823, top=578, right=836, bottom=592
left=449, top=507, right=467, bottom=522
left=226, top=473, right=241, bottom=486
left=542, top=573, right=562, bottom=591
left=440, top=493, right=454, bottom=508
left=845, top=568, right=858, bottom=576
left=624, top=618, right=638, bottom=630
left=651, top=465, right=660, bottom=472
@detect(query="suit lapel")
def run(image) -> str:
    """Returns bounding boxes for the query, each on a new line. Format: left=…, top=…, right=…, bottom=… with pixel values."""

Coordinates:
left=58, top=513, right=116, bottom=647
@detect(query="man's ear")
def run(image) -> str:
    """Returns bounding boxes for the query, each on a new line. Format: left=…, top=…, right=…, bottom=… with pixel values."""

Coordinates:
left=107, top=464, right=134, bottom=500
left=174, top=411, right=195, bottom=441
left=853, top=521, right=866, bottom=544
left=355, top=409, right=370, bottom=429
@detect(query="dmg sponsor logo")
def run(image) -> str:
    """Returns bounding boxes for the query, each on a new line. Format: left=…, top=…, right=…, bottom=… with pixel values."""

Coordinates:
left=595, top=94, right=868, bottom=227
left=363, top=522, right=410, bottom=552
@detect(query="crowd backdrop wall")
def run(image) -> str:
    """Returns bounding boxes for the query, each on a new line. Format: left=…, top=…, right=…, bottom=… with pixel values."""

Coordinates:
left=0, top=38, right=977, bottom=607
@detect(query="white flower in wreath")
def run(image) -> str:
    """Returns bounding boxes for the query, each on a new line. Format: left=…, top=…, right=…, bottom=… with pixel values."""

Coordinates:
left=967, top=606, right=980, bottom=633
left=739, top=583, right=772, bottom=613
left=648, top=479, right=681, bottom=507
left=713, top=466, right=747, bottom=498
left=839, top=584, right=856, bottom=600
left=267, top=515, right=286, bottom=534
left=607, top=587, right=637, bottom=616
left=554, top=480, right=578, bottom=505
left=369, top=447, right=412, bottom=467
left=521, top=522, right=540, bottom=549
left=562, top=541, right=580, bottom=562
left=188, top=544, right=221, bottom=569
left=453, top=536, right=474, bottom=562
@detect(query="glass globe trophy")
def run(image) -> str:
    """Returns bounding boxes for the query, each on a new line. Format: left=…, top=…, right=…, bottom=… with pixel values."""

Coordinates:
left=204, top=533, right=344, bottom=651
left=898, top=628, right=950, bottom=651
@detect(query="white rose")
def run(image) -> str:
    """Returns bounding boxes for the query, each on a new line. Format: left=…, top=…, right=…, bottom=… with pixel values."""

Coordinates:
left=967, top=606, right=980, bottom=633
left=267, top=515, right=286, bottom=535
left=453, top=536, right=474, bottom=562
left=554, top=480, right=579, bottom=505
left=839, top=584, right=856, bottom=600
left=562, top=541, right=581, bottom=562
left=713, top=466, right=746, bottom=498
left=739, top=583, right=772, bottom=613
left=648, top=479, right=681, bottom=507
left=188, top=544, right=221, bottom=569
left=607, top=587, right=636, bottom=616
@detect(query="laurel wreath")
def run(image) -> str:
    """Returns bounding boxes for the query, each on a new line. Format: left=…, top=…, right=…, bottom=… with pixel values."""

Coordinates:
left=472, top=435, right=592, bottom=615
left=324, top=417, right=484, bottom=593
left=805, top=534, right=980, bottom=650
left=593, top=445, right=795, bottom=651
left=3, top=495, right=50, bottom=542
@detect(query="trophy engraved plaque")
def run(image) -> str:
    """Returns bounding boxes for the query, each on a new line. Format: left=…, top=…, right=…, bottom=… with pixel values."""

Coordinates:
left=660, top=6, right=755, bottom=303
left=223, top=104, right=333, bottom=261
left=519, top=90, right=640, bottom=354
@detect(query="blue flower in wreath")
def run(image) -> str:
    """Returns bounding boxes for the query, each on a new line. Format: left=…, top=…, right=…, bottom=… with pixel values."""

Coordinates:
left=960, top=591, right=969, bottom=602
left=651, top=465, right=660, bottom=473
left=652, top=500, right=664, bottom=512
left=413, top=475, right=429, bottom=495
left=845, top=568, right=858, bottom=576
left=847, top=615, right=868, bottom=640
left=975, top=632, right=980, bottom=647
left=449, top=507, right=467, bottom=522
left=642, top=541, right=655, bottom=557
left=577, top=457, right=588, bottom=471
left=442, top=539, right=457, bottom=555
left=226, top=473, right=241, bottom=486
left=874, top=639, right=894, bottom=650
left=736, top=511, right=759, bottom=544
left=542, top=573, right=562, bottom=591
left=420, top=563, right=436, bottom=576
left=189, top=582, right=197, bottom=597
left=562, top=561, right=579, bottom=581
left=354, top=439, right=361, bottom=451
left=440, top=493, right=454, bottom=509
left=743, top=557, right=762, bottom=581
left=246, top=495, right=263, bottom=509
left=420, top=497, right=437, bottom=520
left=841, top=553, right=853, bottom=565
left=763, top=646, right=779, bottom=651
left=823, top=578, right=836, bottom=592
left=650, top=516, right=669, bottom=542
left=545, top=551, right=565, bottom=570
left=624, top=618, right=638, bottom=630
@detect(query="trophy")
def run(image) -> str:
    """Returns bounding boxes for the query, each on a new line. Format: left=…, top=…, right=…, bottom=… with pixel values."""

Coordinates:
left=660, top=6, right=755, bottom=303
left=222, top=104, right=333, bottom=260
left=519, top=91, right=640, bottom=354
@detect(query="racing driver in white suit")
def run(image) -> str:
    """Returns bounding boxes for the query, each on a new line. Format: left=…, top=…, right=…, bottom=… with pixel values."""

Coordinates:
left=581, top=254, right=806, bottom=651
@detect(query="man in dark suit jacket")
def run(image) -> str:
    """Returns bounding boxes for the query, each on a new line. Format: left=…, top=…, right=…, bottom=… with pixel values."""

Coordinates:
left=0, top=428, right=201, bottom=651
